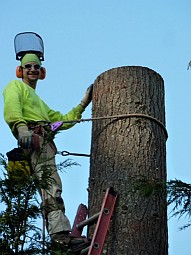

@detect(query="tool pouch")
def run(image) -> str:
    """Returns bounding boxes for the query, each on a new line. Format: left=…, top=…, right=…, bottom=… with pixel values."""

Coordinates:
left=6, top=147, right=32, bottom=178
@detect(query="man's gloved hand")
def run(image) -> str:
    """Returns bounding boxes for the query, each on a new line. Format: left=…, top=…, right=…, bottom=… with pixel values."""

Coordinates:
left=80, top=84, right=93, bottom=108
left=17, top=125, right=33, bottom=149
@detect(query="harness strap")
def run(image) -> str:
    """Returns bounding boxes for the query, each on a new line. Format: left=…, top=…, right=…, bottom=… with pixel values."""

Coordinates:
left=27, top=124, right=46, bottom=149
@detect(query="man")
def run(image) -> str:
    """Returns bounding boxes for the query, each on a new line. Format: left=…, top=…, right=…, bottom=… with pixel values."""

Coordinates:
left=3, top=53, right=93, bottom=247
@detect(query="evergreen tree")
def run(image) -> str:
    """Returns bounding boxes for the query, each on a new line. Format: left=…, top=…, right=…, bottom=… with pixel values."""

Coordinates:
left=167, top=179, right=191, bottom=230
left=0, top=152, right=78, bottom=255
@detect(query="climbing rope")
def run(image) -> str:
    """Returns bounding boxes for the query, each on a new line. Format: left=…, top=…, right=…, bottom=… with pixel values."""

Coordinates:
left=57, top=113, right=168, bottom=157
left=59, top=113, right=168, bottom=139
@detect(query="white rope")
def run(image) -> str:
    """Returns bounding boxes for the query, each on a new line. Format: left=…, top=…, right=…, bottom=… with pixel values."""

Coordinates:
left=61, top=113, right=168, bottom=139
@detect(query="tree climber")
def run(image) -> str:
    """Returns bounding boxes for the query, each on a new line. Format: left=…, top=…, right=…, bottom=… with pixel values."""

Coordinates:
left=3, top=52, right=93, bottom=248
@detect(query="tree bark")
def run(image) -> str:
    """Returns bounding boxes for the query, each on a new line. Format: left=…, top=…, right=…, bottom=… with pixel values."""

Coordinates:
left=88, top=66, right=168, bottom=255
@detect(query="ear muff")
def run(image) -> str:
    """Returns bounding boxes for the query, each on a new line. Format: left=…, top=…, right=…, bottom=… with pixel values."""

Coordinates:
left=16, top=66, right=23, bottom=78
left=39, top=67, right=46, bottom=80
left=16, top=66, right=46, bottom=80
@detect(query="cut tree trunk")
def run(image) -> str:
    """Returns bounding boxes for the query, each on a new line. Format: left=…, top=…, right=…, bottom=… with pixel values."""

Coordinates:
left=88, top=66, right=168, bottom=255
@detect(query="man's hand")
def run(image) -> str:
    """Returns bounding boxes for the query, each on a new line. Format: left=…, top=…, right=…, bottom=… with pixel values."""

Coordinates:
left=81, top=84, right=93, bottom=108
left=17, top=125, right=33, bottom=149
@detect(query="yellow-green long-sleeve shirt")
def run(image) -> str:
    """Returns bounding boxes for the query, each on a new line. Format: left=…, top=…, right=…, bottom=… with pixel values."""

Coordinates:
left=3, top=80, right=84, bottom=137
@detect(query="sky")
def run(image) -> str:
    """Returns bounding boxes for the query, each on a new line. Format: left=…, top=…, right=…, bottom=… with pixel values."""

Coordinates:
left=1, top=1, right=191, bottom=254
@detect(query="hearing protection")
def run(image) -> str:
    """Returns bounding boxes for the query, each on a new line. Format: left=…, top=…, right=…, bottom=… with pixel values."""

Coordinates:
left=16, top=66, right=46, bottom=80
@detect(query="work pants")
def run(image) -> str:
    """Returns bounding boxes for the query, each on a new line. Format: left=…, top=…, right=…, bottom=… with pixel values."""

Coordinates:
left=30, top=136, right=71, bottom=235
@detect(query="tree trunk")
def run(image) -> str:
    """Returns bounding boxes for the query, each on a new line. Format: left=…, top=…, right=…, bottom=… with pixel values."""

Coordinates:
left=88, top=66, right=168, bottom=255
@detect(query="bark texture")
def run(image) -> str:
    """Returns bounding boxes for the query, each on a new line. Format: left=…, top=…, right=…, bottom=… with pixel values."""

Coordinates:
left=88, top=66, right=168, bottom=255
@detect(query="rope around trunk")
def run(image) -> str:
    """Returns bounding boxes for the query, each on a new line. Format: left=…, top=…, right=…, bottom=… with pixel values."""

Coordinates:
left=62, top=113, right=168, bottom=139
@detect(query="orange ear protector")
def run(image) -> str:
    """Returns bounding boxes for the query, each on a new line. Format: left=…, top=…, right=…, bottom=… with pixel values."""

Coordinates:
left=39, top=67, right=46, bottom=80
left=16, top=66, right=46, bottom=80
left=16, top=66, right=23, bottom=78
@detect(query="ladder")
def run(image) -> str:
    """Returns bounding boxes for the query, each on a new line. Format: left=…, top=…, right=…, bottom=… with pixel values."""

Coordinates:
left=71, top=187, right=118, bottom=255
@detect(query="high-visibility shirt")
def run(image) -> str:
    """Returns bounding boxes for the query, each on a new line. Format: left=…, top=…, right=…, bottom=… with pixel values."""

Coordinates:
left=3, top=80, right=84, bottom=136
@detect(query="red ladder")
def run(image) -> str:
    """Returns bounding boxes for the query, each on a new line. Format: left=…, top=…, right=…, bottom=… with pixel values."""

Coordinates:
left=71, top=187, right=118, bottom=255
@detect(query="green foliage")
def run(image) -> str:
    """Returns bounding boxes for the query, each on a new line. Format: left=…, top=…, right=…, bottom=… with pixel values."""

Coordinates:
left=130, top=177, right=166, bottom=197
left=0, top=152, right=79, bottom=254
left=130, top=177, right=191, bottom=230
left=167, top=179, right=191, bottom=230
left=0, top=154, right=44, bottom=254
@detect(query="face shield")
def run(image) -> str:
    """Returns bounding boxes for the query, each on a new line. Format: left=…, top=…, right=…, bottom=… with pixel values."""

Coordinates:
left=14, top=32, right=44, bottom=61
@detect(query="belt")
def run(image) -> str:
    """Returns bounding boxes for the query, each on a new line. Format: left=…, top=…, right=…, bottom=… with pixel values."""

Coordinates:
left=27, top=120, right=51, bottom=132
left=27, top=120, right=64, bottom=132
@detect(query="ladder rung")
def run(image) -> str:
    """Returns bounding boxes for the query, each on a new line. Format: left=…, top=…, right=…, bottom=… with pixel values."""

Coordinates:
left=77, top=212, right=100, bottom=229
